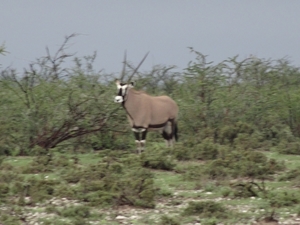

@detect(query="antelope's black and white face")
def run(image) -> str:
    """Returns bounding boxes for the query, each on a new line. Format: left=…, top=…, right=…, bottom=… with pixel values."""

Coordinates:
left=114, top=80, right=133, bottom=103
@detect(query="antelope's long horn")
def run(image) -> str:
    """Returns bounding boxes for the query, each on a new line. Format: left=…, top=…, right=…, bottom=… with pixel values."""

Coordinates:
left=119, top=50, right=127, bottom=81
left=127, top=52, right=149, bottom=82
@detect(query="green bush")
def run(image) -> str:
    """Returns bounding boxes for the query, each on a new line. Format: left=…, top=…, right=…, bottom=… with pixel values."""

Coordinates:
left=266, top=190, right=300, bottom=207
left=0, top=146, right=12, bottom=156
left=173, top=144, right=193, bottom=161
left=159, top=215, right=181, bottom=225
left=54, top=183, right=79, bottom=199
left=205, top=159, right=231, bottom=179
left=0, top=183, right=9, bottom=198
left=120, top=154, right=141, bottom=167
left=231, top=181, right=264, bottom=198
left=117, top=168, right=156, bottom=208
left=203, top=150, right=284, bottom=179
left=181, top=164, right=206, bottom=181
left=0, top=161, right=14, bottom=171
left=219, top=186, right=232, bottom=198
left=276, top=140, right=300, bottom=155
left=233, top=133, right=259, bottom=150
left=66, top=156, right=158, bottom=208
left=140, top=147, right=176, bottom=170
left=59, top=205, right=91, bottom=218
left=21, top=177, right=60, bottom=203
left=193, top=138, right=219, bottom=160
left=89, top=131, right=132, bottom=151
left=278, top=166, right=300, bottom=186
left=296, top=205, right=300, bottom=217
left=201, top=218, right=219, bottom=225
left=219, top=125, right=238, bottom=145
left=0, top=213, right=20, bottom=225
left=182, top=201, right=229, bottom=219
left=0, top=170, right=20, bottom=183
left=81, top=191, right=116, bottom=207
left=262, top=124, right=296, bottom=144
left=52, top=155, right=73, bottom=167
left=219, top=122, right=254, bottom=145
left=21, top=155, right=53, bottom=173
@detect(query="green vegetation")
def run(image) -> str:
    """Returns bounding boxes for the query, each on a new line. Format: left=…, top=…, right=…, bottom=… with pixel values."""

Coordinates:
left=1, top=35, right=300, bottom=224
left=182, top=201, right=229, bottom=219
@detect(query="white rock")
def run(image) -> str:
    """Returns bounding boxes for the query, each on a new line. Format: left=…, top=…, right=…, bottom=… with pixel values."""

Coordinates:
left=116, top=215, right=127, bottom=220
left=130, top=215, right=140, bottom=220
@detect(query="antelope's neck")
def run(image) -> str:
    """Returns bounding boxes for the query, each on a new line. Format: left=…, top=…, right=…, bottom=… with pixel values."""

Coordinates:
left=122, top=88, right=141, bottom=117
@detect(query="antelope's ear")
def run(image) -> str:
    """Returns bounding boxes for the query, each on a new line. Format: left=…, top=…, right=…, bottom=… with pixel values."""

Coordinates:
left=115, top=79, right=120, bottom=85
left=129, top=81, right=135, bottom=88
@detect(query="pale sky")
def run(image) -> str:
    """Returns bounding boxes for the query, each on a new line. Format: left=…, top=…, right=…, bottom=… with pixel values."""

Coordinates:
left=1, top=1, right=300, bottom=74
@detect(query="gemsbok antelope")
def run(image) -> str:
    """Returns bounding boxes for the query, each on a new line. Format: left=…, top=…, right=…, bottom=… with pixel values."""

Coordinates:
left=114, top=53, right=179, bottom=153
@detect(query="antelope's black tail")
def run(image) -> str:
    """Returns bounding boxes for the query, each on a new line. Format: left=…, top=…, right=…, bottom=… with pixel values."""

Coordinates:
left=174, top=122, right=178, bottom=142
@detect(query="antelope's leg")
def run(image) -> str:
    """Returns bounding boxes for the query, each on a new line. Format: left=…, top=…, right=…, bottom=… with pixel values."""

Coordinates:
left=162, top=122, right=173, bottom=147
left=133, top=131, right=141, bottom=153
left=140, top=130, right=147, bottom=152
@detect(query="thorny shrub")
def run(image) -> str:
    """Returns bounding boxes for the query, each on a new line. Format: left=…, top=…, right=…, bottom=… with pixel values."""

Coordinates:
left=173, top=138, right=220, bottom=161
left=275, top=140, right=300, bottom=155
left=159, top=215, right=181, bottom=225
left=219, top=122, right=254, bottom=145
left=19, top=177, right=61, bottom=204
left=59, top=205, right=91, bottom=219
left=0, top=152, right=157, bottom=210
left=204, top=150, right=284, bottom=179
left=278, top=166, right=300, bottom=186
left=140, top=146, right=176, bottom=170
left=193, top=138, right=220, bottom=160
left=266, top=190, right=300, bottom=207
left=182, top=201, right=229, bottom=219
left=67, top=157, right=157, bottom=208
left=21, top=153, right=76, bottom=174
left=172, top=143, right=192, bottom=161
left=230, top=181, right=266, bottom=198
left=180, top=149, right=285, bottom=182
left=0, top=211, right=20, bottom=225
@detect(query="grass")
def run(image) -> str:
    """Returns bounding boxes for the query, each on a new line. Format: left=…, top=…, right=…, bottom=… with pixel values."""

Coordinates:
left=154, top=170, right=196, bottom=191
left=5, top=156, right=33, bottom=167
left=1, top=150, right=300, bottom=225
left=264, top=151, right=300, bottom=170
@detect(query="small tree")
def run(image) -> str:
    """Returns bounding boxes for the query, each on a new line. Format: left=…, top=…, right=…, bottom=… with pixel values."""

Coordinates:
left=0, top=35, right=121, bottom=154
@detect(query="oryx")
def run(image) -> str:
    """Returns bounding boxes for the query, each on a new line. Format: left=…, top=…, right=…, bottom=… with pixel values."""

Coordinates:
left=114, top=53, right=179, bottom=153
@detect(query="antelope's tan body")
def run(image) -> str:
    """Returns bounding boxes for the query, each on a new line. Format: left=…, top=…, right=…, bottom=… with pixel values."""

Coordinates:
left=124, top=88, right=178, bottom=130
